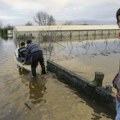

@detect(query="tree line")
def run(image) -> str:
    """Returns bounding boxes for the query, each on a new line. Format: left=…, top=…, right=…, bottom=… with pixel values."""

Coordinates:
left=0, top=24, right=13, bottom=39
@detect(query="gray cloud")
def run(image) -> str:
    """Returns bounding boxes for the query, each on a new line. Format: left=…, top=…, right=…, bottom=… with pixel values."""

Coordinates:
left=0, top=0, right=119, bottom=25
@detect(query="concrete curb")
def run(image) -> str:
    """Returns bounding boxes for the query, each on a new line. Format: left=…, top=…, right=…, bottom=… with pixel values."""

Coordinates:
left=47, top=60, right=116, bottom=112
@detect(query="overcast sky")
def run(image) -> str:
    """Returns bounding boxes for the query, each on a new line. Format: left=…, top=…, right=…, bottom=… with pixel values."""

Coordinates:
left=0, top=0, right=120, bottom=26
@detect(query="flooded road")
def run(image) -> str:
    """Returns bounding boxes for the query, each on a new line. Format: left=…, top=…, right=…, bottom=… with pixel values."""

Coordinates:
left=0, top=39, right=115, bottom=120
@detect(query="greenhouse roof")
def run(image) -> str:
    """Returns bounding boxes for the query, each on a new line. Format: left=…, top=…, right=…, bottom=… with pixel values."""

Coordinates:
left=14, top=25, right=119, bottom=32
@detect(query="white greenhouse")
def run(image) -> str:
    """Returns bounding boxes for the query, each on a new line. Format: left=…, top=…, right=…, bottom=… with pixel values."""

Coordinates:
left=13, top=25, right=120, bottom=42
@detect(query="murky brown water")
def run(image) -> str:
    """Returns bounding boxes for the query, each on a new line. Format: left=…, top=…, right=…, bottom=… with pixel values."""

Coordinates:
left=46, top=39, right=120, bottom=86
left=0, top=38, right=115, bottom=120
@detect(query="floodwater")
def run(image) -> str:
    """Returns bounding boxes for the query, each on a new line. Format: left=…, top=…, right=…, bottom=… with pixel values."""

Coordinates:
left=45, top=39, right=120, bottom=86
left=0, top=38, right=115, bottom=120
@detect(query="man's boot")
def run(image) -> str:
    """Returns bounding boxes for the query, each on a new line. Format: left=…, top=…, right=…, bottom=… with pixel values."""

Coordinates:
left=41, top=65, right=46, bottom=74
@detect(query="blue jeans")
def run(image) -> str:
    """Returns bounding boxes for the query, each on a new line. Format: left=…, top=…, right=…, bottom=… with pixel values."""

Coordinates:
left=116, top=98, right=120, bottom=120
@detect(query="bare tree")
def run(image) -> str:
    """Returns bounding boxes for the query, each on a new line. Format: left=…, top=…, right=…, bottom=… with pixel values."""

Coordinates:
left=48, top=15, right=55, bottom=25
left=34, top=11, right=55, bottom=25
left=25, top=21, right=33, bottom=26
left=6, top=24, right=13, bottom=30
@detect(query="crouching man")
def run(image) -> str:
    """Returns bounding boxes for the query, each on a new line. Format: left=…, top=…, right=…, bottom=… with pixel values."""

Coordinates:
left=17, top=42, right=27, bottom=62
left=25, top=40, right=46, bottom=76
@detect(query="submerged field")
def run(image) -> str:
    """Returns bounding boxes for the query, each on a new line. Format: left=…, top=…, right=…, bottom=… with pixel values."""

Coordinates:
left=41, top=38, right=120, bottom=87
left=0, top=38, right=116, bottom=120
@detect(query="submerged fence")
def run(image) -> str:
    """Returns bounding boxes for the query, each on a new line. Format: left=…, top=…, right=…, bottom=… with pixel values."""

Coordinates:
left=14, top=29, right=120, bottom=43
left=41, top=29, right=120, bottom=41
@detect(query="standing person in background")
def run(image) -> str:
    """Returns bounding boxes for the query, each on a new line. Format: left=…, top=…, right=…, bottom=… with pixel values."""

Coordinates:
left=112, top=8, right=120, bottom=120
left=116, top=8, right=120, bottom=28
left=25, top=40, right=46, bottom=76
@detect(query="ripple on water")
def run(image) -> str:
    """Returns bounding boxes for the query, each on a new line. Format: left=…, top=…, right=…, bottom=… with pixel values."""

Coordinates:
left=0, top=39, right=115, bottom=120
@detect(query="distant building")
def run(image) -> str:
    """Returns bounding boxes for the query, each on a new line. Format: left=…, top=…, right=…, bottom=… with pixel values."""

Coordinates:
left=7, top=30, right=13, bottom=38
left=13, top=25, right=120, bottom=42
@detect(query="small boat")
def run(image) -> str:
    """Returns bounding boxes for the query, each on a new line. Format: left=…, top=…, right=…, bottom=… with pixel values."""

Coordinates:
left=14, top=49, right=31, bottom=71
left=14, top=48, right=42, bottom=75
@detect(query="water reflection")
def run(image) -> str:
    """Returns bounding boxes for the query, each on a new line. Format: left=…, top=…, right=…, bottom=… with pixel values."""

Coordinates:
left=18, top=67, right=47, bottom=105
left=18, top=68, right=30, bottom=75
left=0, top=39, right=116, bottom=119
left=29, top=78, right=47, bottom=104
left=71, top=88, right=115, bottom=120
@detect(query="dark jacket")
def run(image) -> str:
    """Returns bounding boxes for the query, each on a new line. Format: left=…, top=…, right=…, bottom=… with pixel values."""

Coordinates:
left=26, top=43, right=42, bottom=61
left=18, top=47, right=27, bottom=58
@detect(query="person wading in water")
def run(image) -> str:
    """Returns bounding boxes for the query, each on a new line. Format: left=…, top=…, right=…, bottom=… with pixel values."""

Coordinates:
left=24, top=40, right=46, bottom=76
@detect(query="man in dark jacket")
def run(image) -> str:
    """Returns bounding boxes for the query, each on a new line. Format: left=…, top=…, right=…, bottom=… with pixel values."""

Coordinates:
left=18, top=42, right=27, bottom=62
left=25, top=40, right=46, bottom=76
